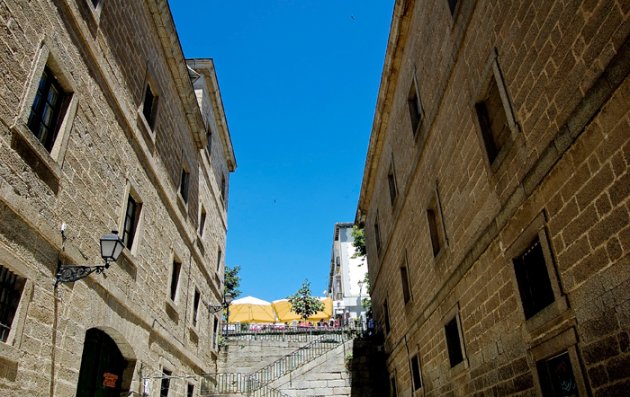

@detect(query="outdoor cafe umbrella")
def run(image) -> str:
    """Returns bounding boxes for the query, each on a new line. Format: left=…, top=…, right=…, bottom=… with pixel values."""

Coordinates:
left=272, top=299, right=301, bottom=323
left=308, top=297, right=333, bottom=321
left=228, top=296, right=276, bottom=323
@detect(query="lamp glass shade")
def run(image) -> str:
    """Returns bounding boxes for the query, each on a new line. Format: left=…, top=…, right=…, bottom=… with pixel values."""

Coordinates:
left=100, top=231, right=124, bottom=262
left=224, top=292, right=234, bottom=305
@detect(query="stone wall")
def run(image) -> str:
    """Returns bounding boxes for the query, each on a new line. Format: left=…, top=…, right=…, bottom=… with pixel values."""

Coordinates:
left=358, top=0, right=629, bottom=396
left=0, top=0, right=234, bottom=396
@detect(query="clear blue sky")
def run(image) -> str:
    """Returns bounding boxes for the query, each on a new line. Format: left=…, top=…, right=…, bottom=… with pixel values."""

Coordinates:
left=170, top=1, right=394, bottom=302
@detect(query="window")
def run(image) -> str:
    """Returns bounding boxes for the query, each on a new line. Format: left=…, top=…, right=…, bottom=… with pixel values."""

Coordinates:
left=383, top=300, right=391, bottom=334
left=187, top=383, right=195, bottom=397
left=387, top=161, right=398, bottom=205
left=27, top=67, right=69, bottom=152
left=0, top=265, right=26, bottom=342
left=400, top=265, right=411, bottom=305
left=374, top=213, right=382, bottom=255
left=180, top=168, right=190, bottom=203
left=122, top=195, right=141, bottom=249
left=220, top=175, right=226, bottom=203
left=513, top=238, right=555, bottom=319
left=170, top=261, right=182, bottom=301
left=445, top=316, right=464, bottom=367
left=142, top=84, right=158, bottom=130
left=216, top=248, right=222, bottom=270
left=192, top=289, right=200, bottom=327
left=537, top=351, right=578, bottom=396
left=212, top=317, right=219, bottom=347
left=427, top=193, right=445, bottom=257
left=199, top=207, right=206, bottom=236
left=447, top=0, right=458, bottom=15
left=410, top=354, right=422, bottom=391
left=90, top=0, right=101, bottom=7
left=472, top=52, right=519, bottom=169
left=390, top=375, right=398, bottom=397
left=408, top=79, right=422, bottom=136
left=160, top=369, right=172, bottom=397
left=206, top=129, right=212, bottom=154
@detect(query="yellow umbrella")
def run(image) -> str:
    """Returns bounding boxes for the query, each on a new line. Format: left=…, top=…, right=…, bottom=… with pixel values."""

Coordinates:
left=308, top=297, right=333, bottom=321
left=272, top=298, right=333, bottom=322
left=228, top=296, right=276, bottom=323
left=272, top=299, right=301, bottom=323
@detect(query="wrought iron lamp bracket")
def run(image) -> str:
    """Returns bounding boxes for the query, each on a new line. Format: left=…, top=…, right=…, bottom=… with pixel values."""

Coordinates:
left=55, top=260, right=111, bottom=286
left=208, top=304, right=224, bottom=314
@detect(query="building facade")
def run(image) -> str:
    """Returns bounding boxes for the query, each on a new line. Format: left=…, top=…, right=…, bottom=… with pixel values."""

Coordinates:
left=328, top=223, right=369, bottom=327
left=0, top=1, right=235, bottom=396
left=357, top=1, right=629, bottom=396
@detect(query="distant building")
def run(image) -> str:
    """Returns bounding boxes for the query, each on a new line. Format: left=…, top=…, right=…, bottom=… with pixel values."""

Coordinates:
left=327, top=223, right=369, bottom=327
left=358, top=1, right=629, bottom=396
left=0, top=1, right=235, bottom=396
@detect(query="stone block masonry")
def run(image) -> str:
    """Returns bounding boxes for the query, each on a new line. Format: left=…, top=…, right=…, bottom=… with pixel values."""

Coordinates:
left=0, top=0, right=235, bottom=396
left=357, top=0, right=629, bottom=396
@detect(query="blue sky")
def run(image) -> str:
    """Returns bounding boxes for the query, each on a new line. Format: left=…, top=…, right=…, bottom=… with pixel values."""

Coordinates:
left=170, top=1, right=394, bottom=302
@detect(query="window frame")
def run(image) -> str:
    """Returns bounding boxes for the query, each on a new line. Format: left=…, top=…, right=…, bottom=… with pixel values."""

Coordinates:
left=160, top=368, right=172, bottom=397
left=410, top=353, right=423, bottom=392
left=179, top=167, right=190, bottom=204
left=169, top=260, right=182, bottom=303
left=374, top=212, right=382, bottom=256
left=192, top=288, right=201, bottom=328
left=0, top=265, right=27, bottom=344
left=10, top=38, right=79, bottom=184
left=471, top=49, right=519, bottom=171
left=505, top=212, right=568, bottom=330
left=407, top=74, right=424, bottom=138
left=426, top=185, right=448, bottom=259
left=400, top=262, right=412, bottom=305
left=442, top=304, right=468, bottom=370
left=387, top=157, right=398, bottom=207
left=198, top=206, right=207, bottom=237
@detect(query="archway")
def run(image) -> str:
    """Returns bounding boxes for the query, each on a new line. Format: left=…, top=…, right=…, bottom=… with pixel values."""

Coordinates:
left=76, top=328, right=134, bottom=397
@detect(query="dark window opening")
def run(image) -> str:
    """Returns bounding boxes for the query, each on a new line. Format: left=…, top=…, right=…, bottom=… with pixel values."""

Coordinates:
left=411, top=354, right=422, bottom=390
left=475, top=78, right=510, bottom=164
left=220, top=175, right=226, bottom=203
left=206, top=129, right=212, bottom=154
left=427, top=208, right=442, bottom=256
left=212, top=317, right=218, bottom=346
left=400, top=266, right=411, bottom=304
left=142, top=84, right=158, bottom=129
left=91, top=0, right=101, bottom=7
left=216, top=248, right=222, bottom=270
left=192, top=289, right=200, bottom=327
left=383, top=300, right=391, bottom=334
left=537, top=351, right=578, bottom=397
left=448, top=0, right=458, bottom=15
left=180, top=169, right=190, bottom=203
left=76, top=328, right=129, bottom=397
left=27, top=67, right=69, bottom=152
left=187, top=383, right=195, bottom=397
left=0, top=266, right=26, bottom=342
left=388, top=169, right=397, bottom=205
left=170, top=261, right=181, bottom=301
left=374, top=216, right=382, bottom=255
left=160, top=369, right=172, bottom=397
left=199, top=208, right=206, bottom=236
left=445, top=317, right=464, bottom=367
left=122, top=195, right=141, bottom=249
left=390, top=376, right=398, bottom=397
left=408, top=82, right=422, bottom=135
left=513, top=238, right=555, bottom=319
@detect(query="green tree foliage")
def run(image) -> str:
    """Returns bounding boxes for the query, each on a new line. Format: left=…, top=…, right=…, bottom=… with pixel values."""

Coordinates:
left=360, top=272, right=372, bottom=311
left=351, top=225, right=366, bottom=259
left=288, top=279, right=324, bottom=320
left=224, top=265, right=241, bottom=299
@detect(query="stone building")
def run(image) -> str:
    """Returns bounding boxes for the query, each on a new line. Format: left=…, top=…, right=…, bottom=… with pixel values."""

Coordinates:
left=0, top=0, right=235, bottom=396
left=357, top=1, right=629, bottom=396
left=327, top=222, right=369, bottom=327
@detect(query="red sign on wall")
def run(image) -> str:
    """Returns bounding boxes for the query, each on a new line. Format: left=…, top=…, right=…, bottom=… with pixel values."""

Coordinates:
left=103, top=372, right=119, bottom=388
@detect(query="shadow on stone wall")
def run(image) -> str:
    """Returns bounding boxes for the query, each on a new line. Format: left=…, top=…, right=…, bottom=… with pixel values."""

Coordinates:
left=349, top=337, right=389, bottom=397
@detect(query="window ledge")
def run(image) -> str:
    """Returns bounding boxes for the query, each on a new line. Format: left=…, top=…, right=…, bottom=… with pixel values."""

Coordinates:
left=135, top=109, right=156, bottom=152
left=9, top=122, right=61, bottom=193
left=189, top=326, right=199, bottom=345
left=524, top=296, right=570, bottom=338
left=176, top=194, right=188, bottom=218
left=165, top=299, right=179, bottom=323
left=0, top=343, right=19, bottom=381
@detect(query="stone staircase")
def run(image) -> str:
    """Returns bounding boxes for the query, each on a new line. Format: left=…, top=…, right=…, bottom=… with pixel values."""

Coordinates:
left=204, top=332, right=351, bottom=396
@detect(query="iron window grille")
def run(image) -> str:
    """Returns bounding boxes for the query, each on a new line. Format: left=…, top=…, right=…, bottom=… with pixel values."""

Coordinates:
left=27, top=67, right=69, bottom=152
left=513, top=238, right=555, bottom=319
left=0, top=265, right=25, bottom=342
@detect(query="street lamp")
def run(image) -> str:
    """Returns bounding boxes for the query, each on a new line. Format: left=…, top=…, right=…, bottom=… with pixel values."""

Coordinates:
left=224, top=292, right=234, bottom=338
left=55, top=231, right=124, bottom=286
